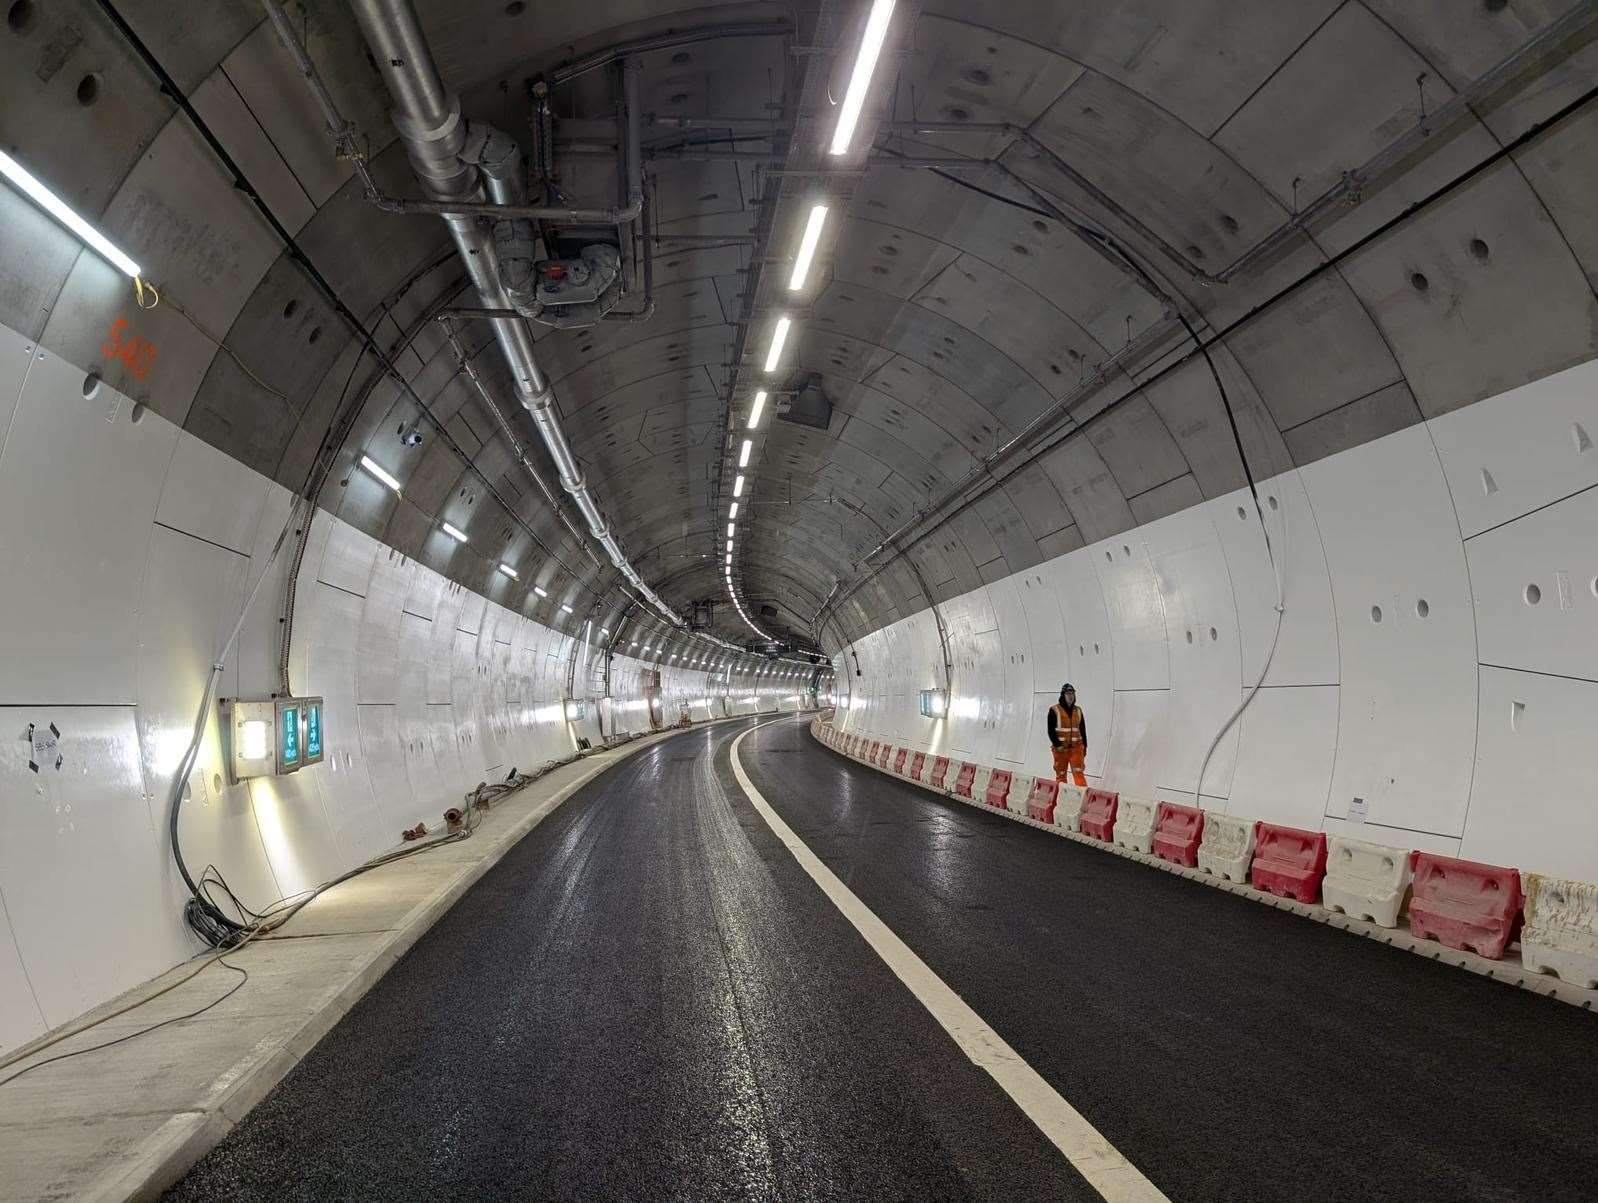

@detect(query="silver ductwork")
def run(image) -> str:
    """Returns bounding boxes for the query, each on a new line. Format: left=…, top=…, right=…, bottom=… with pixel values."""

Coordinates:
left=348, top=0, right=679, bottom=622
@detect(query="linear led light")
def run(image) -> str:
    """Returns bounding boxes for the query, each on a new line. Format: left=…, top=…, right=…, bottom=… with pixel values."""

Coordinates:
left=733, top=474, right=745, bottom=498
left=727, top=522, right=735, bottom=538
left=441, top=521, right=468, bottom=543
left=726, top=553, right=733, bottom=565
left=748, top=391, right=767, bottom=430
left=763, top=317, right=791, bottom=374
left=560, top=603, right=574, bottom=614
left=739, top=439, right=753, bottom=468
left=729, top=502, right=739, bottom=520
left=0, top=148, right=143, bottom=277
left=788, top=204, right=829, bottom=290
left=497, top=563, right=518, bottom=579
left=533, top=584, right=548, bottom=597
left=829, top=0, right=895, bottom=155
left=359, top=454, right=401, bottom=493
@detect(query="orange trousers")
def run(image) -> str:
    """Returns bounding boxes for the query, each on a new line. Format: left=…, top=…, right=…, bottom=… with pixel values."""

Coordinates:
left=1053, top=744, right=1086, bottom=787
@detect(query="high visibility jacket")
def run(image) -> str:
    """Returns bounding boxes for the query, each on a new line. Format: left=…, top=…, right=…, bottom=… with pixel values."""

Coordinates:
left=1049, top=703, right=1086, bottom=749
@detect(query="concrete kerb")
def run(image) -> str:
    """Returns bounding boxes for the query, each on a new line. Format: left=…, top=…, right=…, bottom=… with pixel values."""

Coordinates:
left=29, top=716, right=760, bottom=1203
left=811, top=723, right=1598, bottom=1014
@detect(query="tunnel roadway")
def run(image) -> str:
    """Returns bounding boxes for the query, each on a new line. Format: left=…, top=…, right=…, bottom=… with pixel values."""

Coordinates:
left=165, top=714, right=1598, bottom=1202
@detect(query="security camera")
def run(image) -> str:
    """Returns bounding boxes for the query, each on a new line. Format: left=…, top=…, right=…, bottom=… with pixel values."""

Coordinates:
left=398, top=421, right=423, bottom=447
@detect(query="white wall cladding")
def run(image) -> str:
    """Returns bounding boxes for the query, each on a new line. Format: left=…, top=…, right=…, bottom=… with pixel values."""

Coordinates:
left=836, top=353, right=1598, bottom=881
left=0, top=330, right=802, bottom=1055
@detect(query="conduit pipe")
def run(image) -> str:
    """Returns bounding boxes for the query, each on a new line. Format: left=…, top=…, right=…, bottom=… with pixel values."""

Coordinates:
left=349, top=0, right=681, bottom=624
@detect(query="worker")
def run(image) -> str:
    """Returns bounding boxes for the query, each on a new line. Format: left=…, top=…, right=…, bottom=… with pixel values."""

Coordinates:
left=1047, top=682, right=1087, bottom=787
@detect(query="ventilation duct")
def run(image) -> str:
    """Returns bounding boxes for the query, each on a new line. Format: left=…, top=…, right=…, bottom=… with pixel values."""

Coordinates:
left=779, top=372, right=833, bottom=431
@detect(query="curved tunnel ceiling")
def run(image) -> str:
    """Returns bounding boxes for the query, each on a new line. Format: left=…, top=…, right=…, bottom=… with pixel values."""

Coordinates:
left=3, top=0, right=1595, bottom=661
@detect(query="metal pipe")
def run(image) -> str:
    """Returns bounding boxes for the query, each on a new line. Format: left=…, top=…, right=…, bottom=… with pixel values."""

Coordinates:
left=350, top=0, right=683, bottom=625
left=369, top=193, right=644, bottom=223
left=259, top=0, right=379, bottom=197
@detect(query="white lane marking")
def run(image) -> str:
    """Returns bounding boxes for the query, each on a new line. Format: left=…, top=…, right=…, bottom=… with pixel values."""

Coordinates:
left=730, top=722, right=1168, bottom=1203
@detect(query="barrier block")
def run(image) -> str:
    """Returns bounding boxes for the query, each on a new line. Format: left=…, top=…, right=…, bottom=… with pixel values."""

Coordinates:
left=909, top=751, right=927, bottom=783
left=1055, top=785, right=1086, bottom=832
left=867, top=740, right=881, bottom=764
left=1323, top=836, right=1412, bottom=928
left=1408, top=853, right=1523, bottom=960
left=1152, top=802, right=1204, bottom=867
left=883, top=744, right=899, bottom=770
left=874, top=742, right=890, bottom=768
left=1198, top=813, right=1254, bottom=882
left=1008, top=774, right=1034, bottom=815
left=984, top=769, right=1012, bottom=810
left=930, top=756, right=950, bottom=789
left=1251, top=823, right=1328, bottom=903
left=1026, top=777, right=1058, bottom=823
left=1113, top=797, right=1156, bottom=854
left=1522, top=874, right=1598, bottom=989
left=953, top=761, right=978, bottom=798
left=1079, top=788, right=1118, bottom=842
left=892, top=747, right=908, bottom=775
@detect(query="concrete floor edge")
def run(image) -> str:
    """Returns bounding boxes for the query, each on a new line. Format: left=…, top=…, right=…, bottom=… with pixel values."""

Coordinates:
left=17, top=716, right=762, bottom=1203
left=810, top=721, right=1598, bottom=1014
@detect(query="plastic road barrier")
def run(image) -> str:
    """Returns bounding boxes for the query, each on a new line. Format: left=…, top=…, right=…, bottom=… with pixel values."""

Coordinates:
left=953, top=761, right=978, bottom=799
left=1198, top=813, right=1255, bottom=882
left=1408, top=853, right=1523, bottom=960
left=909, top=751, right=927, bottom=782
left=930, top=756, right=950, bottom=789
left=1152, top=802, right=1205, bottom=868
left=1251, top=823, right=1328, bottom=903
left=892, top=747, right=908, bottom=775
left=1522, top=873, right=1598, bottom=989
left=1323, top=836, right=1412, bottom=928
left=1079, top=788, right=1119, bottom=842
left=1026, top=778, right=1058, bottom=823
left=1056, top=785, right=1086, bottom=832
left=1114, top=797, right=1156, bottom=854
left=985, top=769, right=1012, bottom=810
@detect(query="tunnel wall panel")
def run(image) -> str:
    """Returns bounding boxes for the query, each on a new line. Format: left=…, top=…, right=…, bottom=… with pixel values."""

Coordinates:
left=836, top=352, right=1598, bottom=881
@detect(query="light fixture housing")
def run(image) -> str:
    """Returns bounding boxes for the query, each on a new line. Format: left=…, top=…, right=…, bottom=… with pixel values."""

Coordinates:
left=497, top=563, right=519, bottom=579
left=829, top=0, right=896, bottom=156
left=733, top=474, right=745, bottom=498
left=359, top=454, right=402, bottom=494
left=739, top=439, right=752, bottom=468
left=560, top=603, right=574, bottom=614
left=788, top=204, right=829, bottom=290
left=441, top=521, right=468, bottom=543
left=748, top=391, right=767, bottom=430
left=0, top=148, right=143, bottom=277
left=763, top=317, right=791, bottom=373
left=533, top=584, right=548, bottom=597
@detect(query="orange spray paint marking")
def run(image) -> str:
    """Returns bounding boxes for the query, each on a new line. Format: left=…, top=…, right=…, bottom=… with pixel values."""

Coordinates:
left=100, top=315, right=158, bottom=380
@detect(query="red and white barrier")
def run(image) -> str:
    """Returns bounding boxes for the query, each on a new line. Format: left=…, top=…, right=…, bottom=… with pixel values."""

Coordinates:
left=1113, top=797, right=1156, bottom=855
left=1251, top=823, right=1328, bottom=903
left=1152, top=802, right=1204, bottom=868
left=984, top=769, right=1013, bottom=810
left=1522, top=874, right=1598, bottom=989
left=1409, top=853, right=1523, bottom=960
left=1079, top=788, right=1118, bottom=842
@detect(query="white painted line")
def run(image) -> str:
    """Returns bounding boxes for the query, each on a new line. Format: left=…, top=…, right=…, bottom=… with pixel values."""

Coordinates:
left=730, top=722, right=1168, bottom=1203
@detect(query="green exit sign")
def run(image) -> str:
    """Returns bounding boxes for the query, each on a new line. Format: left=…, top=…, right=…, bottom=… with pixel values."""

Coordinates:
left=279, top=704, right=300, bottom=768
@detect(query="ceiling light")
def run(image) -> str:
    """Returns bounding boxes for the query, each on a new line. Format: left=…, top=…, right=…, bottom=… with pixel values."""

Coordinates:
left=561, top=603, right=573, bottom=614
left=441, top=521, right=468, bottom=543
left=763, top=317, right=790, bottom=374
left=788, top=203, right=829, bottom=290
left=498, top=563, right=519, bottom=579
left=726, top=553, right=732, bottom=565
left=748, top=391, right=767, bottom=430
left=733, top=475, right=745, bottom=498
left=0, top=149, right=142, bottom=277
left=829, top=0, right=896, bottom=156
left=533, top=584, right=548, bottom=597
left=727, top=522, right=735, bottom=537
left=739, top=439, right=752, bottom=468
left=729, top=502, right=739, bottom=520
left=359, top=454, right=401, bottom=494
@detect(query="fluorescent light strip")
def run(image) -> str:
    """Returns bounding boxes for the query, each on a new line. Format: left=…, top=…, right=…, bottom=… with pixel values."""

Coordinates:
left=498, top=563, right=518, bottom=579
left=729, top=502, right=739, bottom=520
left=0, top=149, right=143, bottom=278
left=788, top=204, right=829, bottom=290
left=359, top=454, right=402, bottom=493
left=727, top=522, right=735, bottom=538
left=739, top=439, right=752, bottom=468
left=533, top=584, right=548, bottom=597
left=561, top=603, right=574, bottom=614
left=748, top=391, right=767, bottom=430
left=441, top=521, right=468, bottom=543
left=829, top=0, right=896, bottom=155
left=763, top=317, right=791, bottom=374
left=733, top=475, right=745, bottom=498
